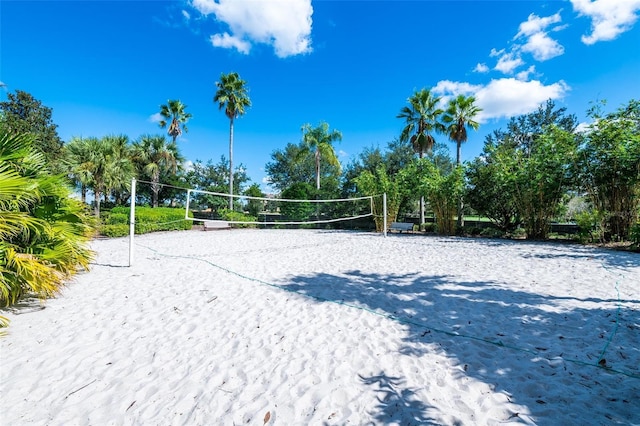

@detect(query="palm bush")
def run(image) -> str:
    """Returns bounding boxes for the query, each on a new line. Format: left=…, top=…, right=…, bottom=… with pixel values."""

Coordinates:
left=0, top=124, right=95, bottom=307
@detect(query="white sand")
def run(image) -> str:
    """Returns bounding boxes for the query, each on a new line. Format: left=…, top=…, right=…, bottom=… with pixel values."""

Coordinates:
left=1, top=229, right=639, bottom=425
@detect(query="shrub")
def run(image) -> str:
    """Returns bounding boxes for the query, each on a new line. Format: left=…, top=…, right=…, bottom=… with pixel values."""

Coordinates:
left=631, top=223, right=640, bottom=250
left=100, top=207, right=192, bottom=237
left=1, top=125, right=95, bottom=307
left=220, top=209, right=257, bottom=228
left=575, top=210, right=601, bottom=243
left=421, top=223, right=436, bottom=233
left=480, top=227, right=505, bottom=238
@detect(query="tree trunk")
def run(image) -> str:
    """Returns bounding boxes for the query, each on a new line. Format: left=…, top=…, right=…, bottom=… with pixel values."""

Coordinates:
left=152, top=174, right=159, bottom=208
left=229, top=117, right=234, bottom=211
left=418, top=152, right=425, bottom=226
left=456, top=141, right=463, bottom=231
left=94, top=190, right=102, bottom=218
left=315, top=149, right=321, bottom=191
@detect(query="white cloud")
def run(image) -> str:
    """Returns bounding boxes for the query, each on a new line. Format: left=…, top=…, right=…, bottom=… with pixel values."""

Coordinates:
left=571, top=0, right=640, bottom=44
left=494, top=52, right=524, bottom=74
left=210, top=32, right=251, bottom=54
left=521, top=31, right=565, bottom=61
left=182, top=10, right=190, bottom=20
left=433, top=78, right=569, bottom=122
left=516, top=12, right=563, bottom=37
left=474, top=63, right=489, bottom=73
left=515, top=12, right=565, bottom=61
left=149, top=112, right=163, bottom=123
left=516, top=65, right=536, bottom=81
left=191, top=0, right=313, bottom=57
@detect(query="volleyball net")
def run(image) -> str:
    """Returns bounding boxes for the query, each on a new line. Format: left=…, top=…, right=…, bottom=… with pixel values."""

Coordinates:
left=185, top=187, right=378, bottom=227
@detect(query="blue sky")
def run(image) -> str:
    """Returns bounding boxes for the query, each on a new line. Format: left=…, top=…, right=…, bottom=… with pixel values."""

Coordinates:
left=2, top=0, right=639, bottom=191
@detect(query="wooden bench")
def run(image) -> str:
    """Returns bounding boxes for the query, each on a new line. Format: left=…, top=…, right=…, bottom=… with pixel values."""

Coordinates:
left=203, top=220, right=230, bottom=231
left=390, top=222, right=415, bottom=233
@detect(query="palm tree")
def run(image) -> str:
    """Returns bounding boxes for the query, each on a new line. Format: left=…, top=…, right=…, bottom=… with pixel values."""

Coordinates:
left=0, top=123, right=95, bottom=307
left=443, top=94, right=482, bottom=165
left=443, top=94, right=482, bottom=228
left=299, top=122, right=343, bottom=191
left=102, top=134, right=135, bottom=206
left=64, top=136, right=94, bottom=203
left=83, top=135, right=134, bottom=217
left=213, top=72, right=251, bottom=210
left=398, top=88, right=445, bottom=225
left=159, top=100, right=192, bottom=143
left=133, top=135, right=180, bottom=207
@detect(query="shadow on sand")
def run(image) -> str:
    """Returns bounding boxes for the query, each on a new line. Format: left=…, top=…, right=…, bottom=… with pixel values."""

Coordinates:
left=281, top=246, right=640, bottom=424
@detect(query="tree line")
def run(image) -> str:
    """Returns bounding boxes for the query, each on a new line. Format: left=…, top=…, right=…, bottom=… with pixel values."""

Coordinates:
left=1, top=85, right=639, bottom=245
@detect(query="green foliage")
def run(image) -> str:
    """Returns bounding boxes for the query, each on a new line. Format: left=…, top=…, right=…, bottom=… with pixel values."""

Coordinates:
left=355, top=166, right=404, bottom=232
left=0, top=90, right=64, bottom=171
left=398, top=88, right=444, bottom=156
left=443, top=94, right=482, bottom=165
left=630, top=223, right=640, bottom=249
left=470, top=102, right=579, bottom=240
left=101, top=207, right=192, bottom=237
left=219, top=209, right=257, bottom=228
left=0, top=124, right=96, bottom=307
left=244, top=183, right=265, bottom=217
left=466, top=152, right=521, bottom=232
left=578, top=99, right=640, bottom=242
left=279, top=182, right=316, bottom=221
left=132, top=134, right=182, bottom=207
left=406, top=159, right=465, bottom=235
left=574, top=210, right=602, bottom=243
left=480, top=227, right=505, bottom=238
left=266, top=140, right=342, bottom=196
left=421, top=223, right=436, bottom=233
left=63, top=135, right=135, bottom=217
left=511, top=127, right=578, bottom=239
left=158, top=99, right=192, bottom=143
left=184, top=156, right=251, bottom=213
left=300, top=121, right=342, bottom=191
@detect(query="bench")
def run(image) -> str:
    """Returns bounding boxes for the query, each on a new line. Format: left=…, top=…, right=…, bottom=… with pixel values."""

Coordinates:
left=390, top=222, right=415, bottom=233
left=203, top=220, right=230, bottom=231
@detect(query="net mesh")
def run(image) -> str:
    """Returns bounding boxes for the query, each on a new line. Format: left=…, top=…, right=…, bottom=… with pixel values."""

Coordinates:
left=186, top=188, right=376, bottom=227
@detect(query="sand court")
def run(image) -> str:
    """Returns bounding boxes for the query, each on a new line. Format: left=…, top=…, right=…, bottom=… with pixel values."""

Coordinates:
left=1, top=229, right=639, bottom=425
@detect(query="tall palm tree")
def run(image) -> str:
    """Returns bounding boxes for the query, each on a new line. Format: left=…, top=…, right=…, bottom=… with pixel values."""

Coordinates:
left=299, top=122, right=343, bottom=191
left=397, top=88, right=445, bottom=225
left=443, top=94, right=482, bottom=165
left=213, top=72, right=251, bottom=210
left=133, top=134, right=180, bottom=207
left=159, top=100, right=192, bottom=143
left=443, top=94, right=482, bottom=228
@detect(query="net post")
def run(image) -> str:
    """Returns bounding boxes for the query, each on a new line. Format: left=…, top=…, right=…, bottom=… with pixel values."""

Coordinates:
left=383, top=192, right=387, bottom=237
left=129, top=178, right=136, bottom=267
left=185, top=189, right=191, bottom=220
